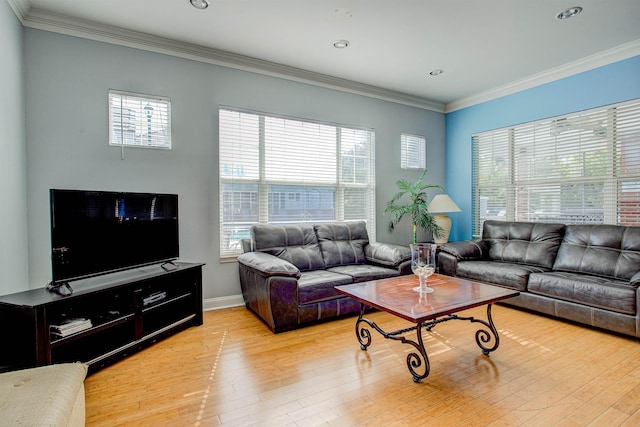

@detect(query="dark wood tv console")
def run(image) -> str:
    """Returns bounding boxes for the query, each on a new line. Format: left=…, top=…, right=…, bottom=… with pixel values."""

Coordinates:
left=0, top=262, right=203, bottom=374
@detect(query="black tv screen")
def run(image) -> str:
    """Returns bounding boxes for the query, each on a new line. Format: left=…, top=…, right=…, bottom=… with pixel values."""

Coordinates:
left=50, top=189, right=179, bottom=284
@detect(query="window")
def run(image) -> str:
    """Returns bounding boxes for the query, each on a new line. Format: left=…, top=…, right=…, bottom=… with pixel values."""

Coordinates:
left=219, top=107, right=376, bottom=258
left=472, top=99, right=640, bottom=236
left=401, top=133, right=426, bottom=169
left=108, top=90, right=171, bottom=149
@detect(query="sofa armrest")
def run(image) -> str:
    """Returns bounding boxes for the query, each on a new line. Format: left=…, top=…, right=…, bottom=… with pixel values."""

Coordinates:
left=437, top=240, right=489, bottom=277
left=238, top=252, right=300, bottom=333
left=439, top=240, right=488, bottom=261
left=437, top=251, right=458, bottom=276
left=237, top=252, right=301, bottom=278
left=631, top=271, right=640, bottom=289
left=365, top=242, right=411, bottom=268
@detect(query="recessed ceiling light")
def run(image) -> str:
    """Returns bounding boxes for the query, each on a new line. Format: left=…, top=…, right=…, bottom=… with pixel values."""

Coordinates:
left=333, top=40, right=350, bottom=49
left=556, top=6, right=582, bottom=20
left=429, top=69, right=444, bottom=76
left=190, top=0, right=209, bottom=10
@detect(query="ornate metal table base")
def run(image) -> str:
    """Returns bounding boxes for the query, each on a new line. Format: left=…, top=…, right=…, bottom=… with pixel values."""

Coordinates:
left=355, top=303, right=501, bottom=383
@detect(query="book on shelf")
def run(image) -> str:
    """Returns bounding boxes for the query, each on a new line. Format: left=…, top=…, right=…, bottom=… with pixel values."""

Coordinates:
left=50, top=317, right=92, bottom=337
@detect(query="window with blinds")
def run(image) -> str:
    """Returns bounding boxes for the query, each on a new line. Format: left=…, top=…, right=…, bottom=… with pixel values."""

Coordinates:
left=219, top=107, right=376, bottom=258
left=108, top=90, right=171, bottom=149
left=401, top=133, right=426, bottom=169
left=472, top=99, right=640, bottom=236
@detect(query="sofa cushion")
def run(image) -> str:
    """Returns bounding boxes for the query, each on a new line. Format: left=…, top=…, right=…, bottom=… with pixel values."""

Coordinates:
left=298, top=270, right=354, bottom=304
left=456, top=260, right=550, bottom=291
left=528, top=271, right=636, bottom=315
left=328, top=264, right=401, bottom=283
left=251, top=224, right=325, bottom=271
left=553, top=225, right=640, bottom=282
left=314, top=221, right=369, bottom=268
left=482, top=221, right=566, bottom=269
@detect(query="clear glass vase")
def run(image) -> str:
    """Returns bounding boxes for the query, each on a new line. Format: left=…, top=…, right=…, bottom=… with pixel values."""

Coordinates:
left=410, top=243, right=437, bottom=293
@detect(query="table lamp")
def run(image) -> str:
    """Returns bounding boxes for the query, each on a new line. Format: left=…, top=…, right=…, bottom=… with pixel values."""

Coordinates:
left=428, top=194, right=461, bottom=245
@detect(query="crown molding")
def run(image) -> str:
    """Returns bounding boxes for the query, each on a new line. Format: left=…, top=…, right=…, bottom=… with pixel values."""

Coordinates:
left=21, top=8, right=445, bottom=113
left=16, top=5, right=638, bottom=115
left=7, top=0, right=30, bottom=23
left=445, top=39, right=640, bottom=113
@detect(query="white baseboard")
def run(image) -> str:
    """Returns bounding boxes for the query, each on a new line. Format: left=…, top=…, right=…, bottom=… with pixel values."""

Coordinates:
left=203, top=294, right=245, bottom=311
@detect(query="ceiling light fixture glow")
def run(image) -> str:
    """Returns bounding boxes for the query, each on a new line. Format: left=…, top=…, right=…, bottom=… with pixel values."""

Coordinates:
left=190, top=0, right=209, bottom=10
left=556, top=6, right=582, bottom=20
left=333, top=40, right=350, bottom=49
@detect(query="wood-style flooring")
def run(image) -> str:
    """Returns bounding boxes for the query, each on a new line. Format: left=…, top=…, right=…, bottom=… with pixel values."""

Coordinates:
left=84, top=304, right=640, bottom=426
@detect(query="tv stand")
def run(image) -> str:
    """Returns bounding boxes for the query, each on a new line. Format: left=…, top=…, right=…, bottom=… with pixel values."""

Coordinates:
left=0, top=262, right=203, bottom=374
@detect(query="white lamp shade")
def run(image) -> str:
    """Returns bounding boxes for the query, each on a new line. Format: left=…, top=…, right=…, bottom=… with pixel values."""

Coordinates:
left=428, top=194, right=461, bottom=213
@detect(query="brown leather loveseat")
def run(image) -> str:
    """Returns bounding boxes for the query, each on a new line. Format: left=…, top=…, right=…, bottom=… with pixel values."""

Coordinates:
left=238, top=221, right=411, bottom=332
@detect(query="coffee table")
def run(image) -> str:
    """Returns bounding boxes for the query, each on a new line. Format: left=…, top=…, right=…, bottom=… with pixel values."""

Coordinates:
left=335, top=274, right=519, bottom=382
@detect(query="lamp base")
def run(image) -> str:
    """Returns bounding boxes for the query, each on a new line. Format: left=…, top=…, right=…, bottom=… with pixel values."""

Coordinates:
left=433, top=213, right=452, bottom=245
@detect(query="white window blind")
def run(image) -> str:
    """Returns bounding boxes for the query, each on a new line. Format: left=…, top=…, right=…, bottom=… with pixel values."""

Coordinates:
left=108, top=90, right=171, bottom=149
left=401, top=133, right=426, bottom=169
left=472, top=99, right=640, bottom=236
left=219, top=107, right=376, bottom=258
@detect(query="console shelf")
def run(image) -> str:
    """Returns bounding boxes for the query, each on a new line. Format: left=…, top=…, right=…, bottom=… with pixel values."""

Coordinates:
left=0, top=262, right=203, bottom=374
left=50, top=314, right=135, bottom=347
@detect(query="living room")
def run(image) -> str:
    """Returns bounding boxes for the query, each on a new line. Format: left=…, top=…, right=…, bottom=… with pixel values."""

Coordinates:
left=1, top=0, right=640, bottom=425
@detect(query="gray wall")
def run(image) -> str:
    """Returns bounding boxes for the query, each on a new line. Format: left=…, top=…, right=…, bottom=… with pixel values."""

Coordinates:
left=0, top=1, right=28, bottom=295
left=24, top=28, right=445, bottom=300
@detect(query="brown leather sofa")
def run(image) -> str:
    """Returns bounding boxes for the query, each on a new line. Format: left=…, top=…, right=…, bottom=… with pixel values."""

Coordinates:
left=238, top=221, right=411, bottom=332
left=438, top=220, right=640, bottom=338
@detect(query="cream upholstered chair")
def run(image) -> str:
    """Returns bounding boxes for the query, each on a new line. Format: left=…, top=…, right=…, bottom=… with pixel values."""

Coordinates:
left=0, top=363, right=88, bottom=426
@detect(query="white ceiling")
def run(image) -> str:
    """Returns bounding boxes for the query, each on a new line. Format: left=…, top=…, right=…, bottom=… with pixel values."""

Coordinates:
left=10, top=0, right=640, bottom=112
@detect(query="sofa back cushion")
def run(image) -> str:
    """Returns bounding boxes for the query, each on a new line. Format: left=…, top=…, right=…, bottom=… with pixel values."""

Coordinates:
left=553, top=224, right=640, bottom=280
left=250, top=224, right=325, bottom=271
left=482, top=220, right=566, bottom=268
left=314, top=221, right=369, bottom=268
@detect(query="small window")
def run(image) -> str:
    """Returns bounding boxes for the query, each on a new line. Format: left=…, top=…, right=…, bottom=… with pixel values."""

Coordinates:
left=109, top=90, right=172, bottom=149
left=401, top=133, right=426, bottom=169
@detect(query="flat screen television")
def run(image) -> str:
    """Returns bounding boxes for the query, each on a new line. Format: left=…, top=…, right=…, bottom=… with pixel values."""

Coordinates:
left=50, top=189, right=179, bottom=285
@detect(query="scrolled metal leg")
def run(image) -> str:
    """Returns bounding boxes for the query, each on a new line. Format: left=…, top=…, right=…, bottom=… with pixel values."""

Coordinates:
left=355, top=303, right=373, bottom=350
left=356, top=317, right=372, bottom=350
left=353, top=305, right=431, bottom=382
left=468, top=304, right=500, bottom=355
left=452, top=304, right=501, bottom=354
left=405, top=323, right=430, bottom=383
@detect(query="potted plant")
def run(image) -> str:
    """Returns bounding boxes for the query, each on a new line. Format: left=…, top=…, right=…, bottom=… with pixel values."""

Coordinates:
left=385, top=169, right=443, bottom=244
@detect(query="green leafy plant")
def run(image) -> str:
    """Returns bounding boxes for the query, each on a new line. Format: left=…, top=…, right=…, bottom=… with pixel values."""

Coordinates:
left=385, top=169, right=443, bottom=244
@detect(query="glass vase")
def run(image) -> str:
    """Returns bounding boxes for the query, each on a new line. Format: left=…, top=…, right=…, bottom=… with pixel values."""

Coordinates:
left=410, top=243, right=437, bottom=293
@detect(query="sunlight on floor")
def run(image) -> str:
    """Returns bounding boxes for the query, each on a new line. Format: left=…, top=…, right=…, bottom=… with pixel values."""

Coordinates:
left=194, top=330, right=227, bottom=426
left=499, top=328, right=552, bottom=353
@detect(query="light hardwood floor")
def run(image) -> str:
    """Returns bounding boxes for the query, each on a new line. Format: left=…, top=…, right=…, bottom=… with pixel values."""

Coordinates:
left=84, top=304, right=640, bottom=426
